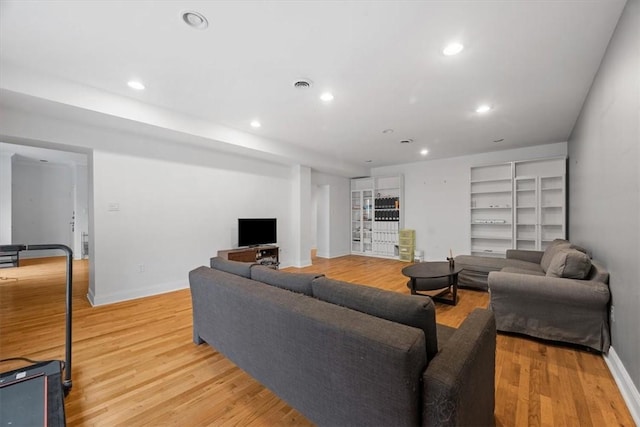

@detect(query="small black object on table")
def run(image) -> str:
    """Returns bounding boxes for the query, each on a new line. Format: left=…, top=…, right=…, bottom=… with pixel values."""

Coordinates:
left=402, top=261, right=462, bottom=305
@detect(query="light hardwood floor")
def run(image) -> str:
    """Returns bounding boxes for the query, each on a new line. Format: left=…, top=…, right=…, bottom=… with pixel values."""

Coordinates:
left=0, top=256, right=634, bottom=426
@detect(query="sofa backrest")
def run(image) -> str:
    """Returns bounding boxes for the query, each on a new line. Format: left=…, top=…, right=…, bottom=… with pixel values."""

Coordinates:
left=250, top=265, right=323, bottom=296
left=210, top=256, right=254, bottom=278
left=311, top=276, right=439, bottom=361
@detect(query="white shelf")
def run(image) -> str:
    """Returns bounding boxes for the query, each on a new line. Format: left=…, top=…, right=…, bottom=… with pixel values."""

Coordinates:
left=470, top=178, right=511, bottom=184
left=471, top=235, right=513, bottom=240
left=470, top=190, right=512, bottom=195
left=472, top=222, right=512, bottom=225
left=471, top=249, right=507, bottom=256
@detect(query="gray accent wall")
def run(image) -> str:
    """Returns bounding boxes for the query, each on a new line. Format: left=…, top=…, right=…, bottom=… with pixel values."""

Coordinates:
left=568, top=0, right=639, bottom=402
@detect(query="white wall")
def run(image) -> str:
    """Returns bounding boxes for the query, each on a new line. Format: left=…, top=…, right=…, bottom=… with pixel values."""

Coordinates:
left=310, top=185, right=319, bottom=250
left=12, top=156, right=74, bottom=257
left=89, top=150, right=295, bottom=305
left=73, top=164, right=89, bottom=258
left=311, top=171, right=351, bottom=258
left=314, top=185, right=330, bottom=257
left=372, top=142, right=567, bottom=260
left=567, top=0, right=640, bottom=421
left=290, top=165, right=312, bottom=267
left=0, top=152, right=12, bottom=245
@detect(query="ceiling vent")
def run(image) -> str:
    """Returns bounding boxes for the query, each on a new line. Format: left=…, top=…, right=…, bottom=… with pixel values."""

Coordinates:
left=293, top=79, right=313, bottom=89
left=182, top=11, right=209, bottom=30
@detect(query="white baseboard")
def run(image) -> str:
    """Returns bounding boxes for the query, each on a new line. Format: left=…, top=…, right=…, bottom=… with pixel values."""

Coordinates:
left=316, top=251, right=350, bottom=259
left=604, top=346, right=640, bottom=425
left=86, top=279, right=188, bottom=306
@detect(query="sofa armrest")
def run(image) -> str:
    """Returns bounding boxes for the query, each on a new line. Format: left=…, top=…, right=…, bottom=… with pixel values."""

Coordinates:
left=488, top=271, right=611, bottom=352
left=488, top=271, right=610, bottom=308
left=423, top=309, right=496, bottom=427
left=506, top=249, right=544, bottom=264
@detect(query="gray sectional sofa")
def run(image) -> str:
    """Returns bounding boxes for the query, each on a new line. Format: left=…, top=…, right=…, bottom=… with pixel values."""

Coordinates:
left=456, top=240, right=610, bottom=352
left=189, top=257, right=497, bottom=427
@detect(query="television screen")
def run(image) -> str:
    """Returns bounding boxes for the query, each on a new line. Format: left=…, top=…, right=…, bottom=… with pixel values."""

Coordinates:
left=238, top=218, right=277, bottom=247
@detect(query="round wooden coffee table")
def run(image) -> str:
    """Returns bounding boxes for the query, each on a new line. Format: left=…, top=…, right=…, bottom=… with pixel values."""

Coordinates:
left=401, top=261, right=462, bottom=305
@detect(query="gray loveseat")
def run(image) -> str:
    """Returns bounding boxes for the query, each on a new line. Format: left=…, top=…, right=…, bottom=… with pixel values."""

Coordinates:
left=190, top=257, right=497, bottom=426
left=457, top=240, right=610, bottom=352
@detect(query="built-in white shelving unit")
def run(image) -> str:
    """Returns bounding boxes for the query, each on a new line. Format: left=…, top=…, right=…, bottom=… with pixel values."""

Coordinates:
left=351, top=175, right=404, bottom=258
left=351, top=178, right=374, bottom=254
left=470, top=157, right=566, bottom=257
left=470, top=163, right=514, bottom=257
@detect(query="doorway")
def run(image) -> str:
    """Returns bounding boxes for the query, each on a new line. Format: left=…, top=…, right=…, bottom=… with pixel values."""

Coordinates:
left=0, top=142, right=89, bottom=260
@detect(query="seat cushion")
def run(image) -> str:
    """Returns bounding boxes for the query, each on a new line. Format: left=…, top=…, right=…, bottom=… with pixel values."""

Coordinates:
left=503, top=259, right=544, bottom=274
left=455, top=255, right=508, bottom=273
left=455, top=255, right=509, bottom=290
left=501, top=266, right=546, bottom=276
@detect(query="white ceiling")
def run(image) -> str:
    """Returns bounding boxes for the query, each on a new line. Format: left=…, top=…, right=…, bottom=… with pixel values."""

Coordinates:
left=0, top=0, right=626, bottom=176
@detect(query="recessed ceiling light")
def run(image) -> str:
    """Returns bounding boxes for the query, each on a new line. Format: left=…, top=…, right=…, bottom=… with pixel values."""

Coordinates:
left=443, top=42, right=464, bottom=56
left=250, top=120, right=261, bottom=128
left=476, top=104, right=492, bottom=113
left=320, top=92, right=334, bottom=102
left=182, top=11, right=208, bottom=30
left=365, top=160, right=373, bottom=163
left=40, top=159, right=49, bottom=163
left=400, top=139, right=414, bottom=144
left=420, top=149, right=429, bottom=156
left=493, top=138, right=505, bottom=143
left=127, top=80, right=145, bottom=90
left=382, top=128, right=394, bottom=134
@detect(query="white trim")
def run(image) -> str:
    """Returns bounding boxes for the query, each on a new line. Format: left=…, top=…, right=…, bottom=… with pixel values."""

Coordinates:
left=316, top=250, right=350, bottom=259
left=604, top=346, right=640, bottom=426
left=86, top=280, right=188, bottom=306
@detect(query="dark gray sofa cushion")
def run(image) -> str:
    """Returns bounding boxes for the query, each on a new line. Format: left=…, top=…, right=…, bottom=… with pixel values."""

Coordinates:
left=210, top=256, right=254, bottom=278
left=311, top=276, right=438, bottom=361
left=250, top=265, right=323, bottom=296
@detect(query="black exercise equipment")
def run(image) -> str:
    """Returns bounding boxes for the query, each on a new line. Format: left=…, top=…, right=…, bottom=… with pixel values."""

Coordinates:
left=0, top=244, right=73, bottom=426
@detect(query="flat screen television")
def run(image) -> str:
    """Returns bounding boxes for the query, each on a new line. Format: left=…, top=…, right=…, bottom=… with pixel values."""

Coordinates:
left=238, top=218, right=277, bottom=247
